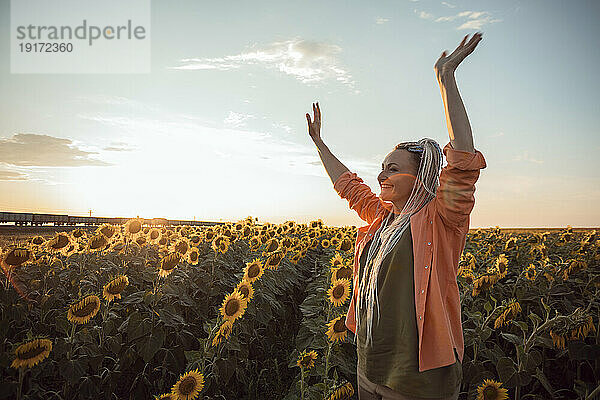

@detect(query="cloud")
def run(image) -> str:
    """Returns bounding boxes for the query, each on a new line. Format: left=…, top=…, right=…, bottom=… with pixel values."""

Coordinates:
left=490, top=131, right=505, bottom=138
left=169, top=38, right=358, bottom=92
left=224, top=111, right=258, bottom=128
left=77, top=100, right=381, bottom=181
left=441, top=2, right=456, bottom=8
left=511, top=150, right=544, bottom=164
left=0, top=169, right=28, bottom=181
left=416, top=10, right=434, bottom=19
left=415, top=9, right=501, bottom=29
left=457, top=15, right=503, bottom=30
left=103, top=141, right=135, bottom=152
left=271, top=121, right=293, bottom=134
left=74, top=96, right=392, bottom=204
left=375, top=17, right=390, bottom=24
left=0, top=134, right=111, bottom=167
left=433, top=10, right=502, bottom=29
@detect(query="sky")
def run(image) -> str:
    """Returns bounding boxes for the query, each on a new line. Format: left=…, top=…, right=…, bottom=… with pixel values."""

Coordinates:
left=0, top=0, right=598, bottom=228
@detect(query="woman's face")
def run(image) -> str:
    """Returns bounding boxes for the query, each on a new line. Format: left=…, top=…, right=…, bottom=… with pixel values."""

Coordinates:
left=378, top=149, right=419, bottom=206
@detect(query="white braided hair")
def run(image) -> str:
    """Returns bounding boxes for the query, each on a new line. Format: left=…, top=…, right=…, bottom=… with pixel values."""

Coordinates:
left=356, top=138, right=444, bottom=348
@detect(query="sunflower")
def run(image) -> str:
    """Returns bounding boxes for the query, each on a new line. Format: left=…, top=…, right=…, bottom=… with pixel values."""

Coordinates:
left=171, top=368, right=204, bottom=400
left=154, top=393, right=175, bottom=399
left=159, top=253, right=182, bottom=277
left=71, top=229, right=86, bottom=240
left=47, top=233, right=71, bottom=254
left=549, top=307, right=597, bottom=349
left=217, top=240, right=229, bottom=254
left=10, top=338, right=52, bottom=369
left=204, top=229, right=215, bottom=242
left=103, top=275, right=129, bottom=303
left=330, top=253, right=345, bottom=269
left=326, top=315, right=348, bottom=343
left=337, top=238, right=353, bottom=252
left=148, top=228, right=161, bottom=242
left=87, top=233, right=109, bottom=252
left=328, top=382, right=354, bottom=400
left=475, top=378, right=509, bottom=400
left=135, top=235, right=147, bottom=246
left=64, top=243, right=78, bottom=257
left=211, top=235, right=230, bottom=253
left=219, top=291, right=248, bottom=322
left=332, top=265, right=353, bottom=282
left=494, top=300, right=522, bottom=329
left=524, top=263, right=537, bottom=281
left=264, top=251, right=284, bottom=270
left=97, top=224, right=118, bottom=239
left=30, top=236, right=45, bottom=246
left=327, top=279, right=351, bottom=307
left=235, top=279, right=255, bottom=302
left=503, top=236, right=517, bottom=251
left=296, top=350, right=318, bottom=369
left=173, top=239, right=190, bottom=256
left=495, top=254, right=509, bottom=278
left=189, top=235, right=202, bottom=246
left=187, top=247, right=200, bottom=265
left=212, top=320, right=234, bottom=347
left=249, top=236, right=261, bottom=250
left=158, top=236, right=169, bottom=247
left=111, top=241, right=126, bottom=253
left=243, top=258, right=264, bottom=283
left=67, top=295, right=101, bottom=324
left=262, top=238, right=279, bottom=254
left=471, top=273, right=500, bottom=297
left=124, top=218, right=144, bottom=236
left=1, top=247, right=34, bottom=269
left=288, top=252, right=301, bottom=265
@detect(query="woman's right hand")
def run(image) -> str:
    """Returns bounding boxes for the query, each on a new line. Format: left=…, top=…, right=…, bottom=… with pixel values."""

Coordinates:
left=306, top=102, right=321, bottom=143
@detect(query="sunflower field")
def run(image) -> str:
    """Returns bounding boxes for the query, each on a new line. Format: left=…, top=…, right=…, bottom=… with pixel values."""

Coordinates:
left=0, top=218, right=599, bottom=400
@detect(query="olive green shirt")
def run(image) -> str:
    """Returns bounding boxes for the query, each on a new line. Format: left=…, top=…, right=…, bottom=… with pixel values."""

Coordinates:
left=356, top=221, right=462, bottom=398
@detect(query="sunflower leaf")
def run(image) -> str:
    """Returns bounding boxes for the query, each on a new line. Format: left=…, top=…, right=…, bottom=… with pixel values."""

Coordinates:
left=534, top=367, right=556, bottom=398
left=500, top=332, right=522, bottom=346
left=137, top=326, right=165, bottom=363
left=495, top=356, right=516, bottom=383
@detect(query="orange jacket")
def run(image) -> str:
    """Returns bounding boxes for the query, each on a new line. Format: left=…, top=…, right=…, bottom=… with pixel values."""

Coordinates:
left=333, top=142, right=487, bottom=372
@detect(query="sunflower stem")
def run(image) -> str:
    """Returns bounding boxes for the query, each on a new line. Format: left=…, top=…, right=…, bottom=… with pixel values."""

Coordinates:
left=16, top=366, right=24, bottom=400
left=595, top=306, right=600, bottom=387
left=68, top=323, right=76, bottom=360
left=300, top=366, right=305, bottom=400
left=324, top=341, right=333, bottom=398
left=100, top=301, right=110, bottom=348
left=510, top=270, right=521, bottom=299
left=324, top=302, right=332, bottom=398
left=209, top=251, right=217, bottom=294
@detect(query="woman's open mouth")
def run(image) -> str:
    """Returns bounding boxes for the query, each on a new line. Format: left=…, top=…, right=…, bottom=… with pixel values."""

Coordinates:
left=381, top=184, right=393, bottom=189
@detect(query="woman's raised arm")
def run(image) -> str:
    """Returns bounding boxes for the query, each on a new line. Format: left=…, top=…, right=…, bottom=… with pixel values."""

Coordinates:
left=306, top=102, right=349, bottom=185
left=434, top=32, right=483, bottom=152
left=307, top=102, right=388, bottom=224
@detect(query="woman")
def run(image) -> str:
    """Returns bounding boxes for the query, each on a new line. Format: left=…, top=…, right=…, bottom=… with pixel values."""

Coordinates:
left=305, top=33, right=486, bottom=400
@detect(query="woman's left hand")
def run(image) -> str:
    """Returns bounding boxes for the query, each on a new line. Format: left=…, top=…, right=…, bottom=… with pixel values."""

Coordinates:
left=434, top=32, right=483, bottom=82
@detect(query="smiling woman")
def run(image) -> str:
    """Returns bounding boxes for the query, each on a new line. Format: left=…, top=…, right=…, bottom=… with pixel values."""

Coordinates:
left=378, top=143, right=429, bottom=216
left=305, top=31, right=486, bottom=400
